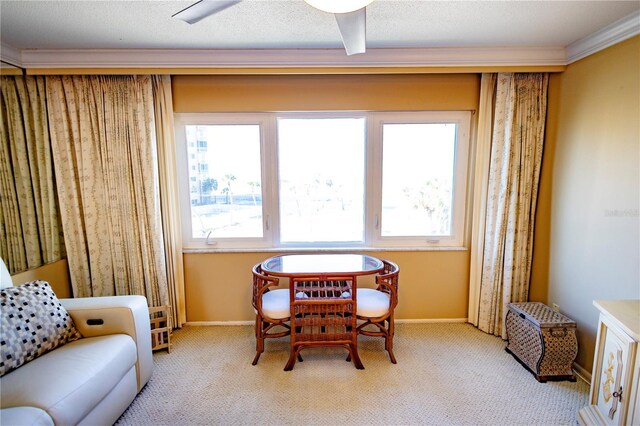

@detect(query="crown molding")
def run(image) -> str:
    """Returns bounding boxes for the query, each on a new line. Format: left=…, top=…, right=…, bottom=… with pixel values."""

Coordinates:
left=0, top=43, right=22, bottom=67
left=19, top=46, right=567, bottom=69
left=566, top=10, right=640, bottom=64
left=6, top=9, right=639, bottom=70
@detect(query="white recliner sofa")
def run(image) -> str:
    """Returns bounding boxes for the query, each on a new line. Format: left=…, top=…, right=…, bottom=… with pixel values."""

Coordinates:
left=0, top=259, right=153, bottom=426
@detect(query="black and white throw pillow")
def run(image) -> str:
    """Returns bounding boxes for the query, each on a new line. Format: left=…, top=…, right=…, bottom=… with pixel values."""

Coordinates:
left=1, top=280, right=80, bottom=376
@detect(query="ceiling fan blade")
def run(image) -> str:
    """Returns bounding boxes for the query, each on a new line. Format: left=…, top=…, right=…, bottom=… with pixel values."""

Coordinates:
left=334, top=7, right=366, bottom=56
left=173, top=0, right=242, bottom=24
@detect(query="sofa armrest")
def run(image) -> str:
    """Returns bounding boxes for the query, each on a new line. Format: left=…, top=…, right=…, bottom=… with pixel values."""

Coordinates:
left=1, top=407, right=54, bottom=426
left=60, top=296, right=153, bottom=391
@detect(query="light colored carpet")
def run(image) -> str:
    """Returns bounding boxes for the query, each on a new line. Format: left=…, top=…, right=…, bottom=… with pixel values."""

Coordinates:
left=117, top=323, right=588, bottom=425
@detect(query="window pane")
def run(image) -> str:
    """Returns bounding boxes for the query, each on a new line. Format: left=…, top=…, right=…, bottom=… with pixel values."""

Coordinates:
left=278, top=118, right=365, bottom=243
left=381, top=123, right=456, bottom=237
left=185, top=125, right=263, bottom=239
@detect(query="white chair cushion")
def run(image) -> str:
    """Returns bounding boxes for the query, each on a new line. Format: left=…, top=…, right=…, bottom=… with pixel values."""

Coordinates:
left=261, top=289, right=290, bottom=320
left=356, top=288, right=390, bottom=318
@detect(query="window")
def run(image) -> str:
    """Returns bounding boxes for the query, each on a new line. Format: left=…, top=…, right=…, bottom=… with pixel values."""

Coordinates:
left=176, top=111, right=470, bottom=249
left=278, top=117, right=365, bottom=244
left=371, top=112, right=469, bottom=246
left=178, top=118, right=267, bottom=245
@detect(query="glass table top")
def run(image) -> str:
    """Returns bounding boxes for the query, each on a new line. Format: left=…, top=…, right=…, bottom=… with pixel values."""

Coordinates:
left=261, top=254, right=383, bottom=276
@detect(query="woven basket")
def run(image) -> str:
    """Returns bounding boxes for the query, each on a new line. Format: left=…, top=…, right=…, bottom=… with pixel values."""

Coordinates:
left=505, top=302, right=577, bottom=382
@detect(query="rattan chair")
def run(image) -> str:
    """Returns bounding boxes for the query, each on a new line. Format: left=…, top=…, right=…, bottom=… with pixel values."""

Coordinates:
left=285, top=277, right=363, bottom=371
left=251, top=263, right=292, bottom=365
left=354, top=259, right=400, bottom=363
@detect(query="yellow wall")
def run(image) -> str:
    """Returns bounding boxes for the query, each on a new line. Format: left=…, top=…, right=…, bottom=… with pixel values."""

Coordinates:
left=184, top=251, right=470, bottom=322
left=172, top=74, right=480, bottom=112
left=175, top=73, right=480, bottom=322
left=531, top=36, right=640, bottom=373
left=11, top=259, right=73, bottom=298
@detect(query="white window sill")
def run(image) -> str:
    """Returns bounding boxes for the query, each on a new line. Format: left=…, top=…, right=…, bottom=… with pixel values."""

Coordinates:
left=182, top=246, right=468, bottom=254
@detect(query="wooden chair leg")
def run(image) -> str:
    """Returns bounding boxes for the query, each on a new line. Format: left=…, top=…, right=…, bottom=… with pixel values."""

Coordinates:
left=284, top=348, right=300, bottom=371
left=252, top=315, right=264, bottom=366
left=349, top=344, right=365, bottom=370
left=386, top=317, right=397, bottom=364
left=386, top=338, right=397, bottom=364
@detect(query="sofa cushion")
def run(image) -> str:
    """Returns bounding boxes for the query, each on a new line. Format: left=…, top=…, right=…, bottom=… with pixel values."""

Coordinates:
left=0, top=406, right=54, bottom=426
left=0, top=334, right=137, bottom=425
left=0, top=281, right=80, bottom=376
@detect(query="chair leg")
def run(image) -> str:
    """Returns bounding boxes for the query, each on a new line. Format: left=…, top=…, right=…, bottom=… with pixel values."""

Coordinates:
left=349, top=344, right=365, bottom=370
left=386, top=317, right=397, bottom=364
left=386, top=341, right=397, bottom=364
left=252, top=315, right=264, bottom=366
left=284, top=348, right=300, bottom=371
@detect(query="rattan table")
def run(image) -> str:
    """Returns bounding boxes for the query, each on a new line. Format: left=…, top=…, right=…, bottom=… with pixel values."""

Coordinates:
left=261, top=254, right=384, bottom=371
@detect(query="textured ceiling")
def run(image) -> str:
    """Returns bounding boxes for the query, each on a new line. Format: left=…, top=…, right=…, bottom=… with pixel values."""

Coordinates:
left=1, top=1, right=639, bottom=51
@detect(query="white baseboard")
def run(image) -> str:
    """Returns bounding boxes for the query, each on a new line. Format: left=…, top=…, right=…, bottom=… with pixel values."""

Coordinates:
left=186, top=318, right=469, bottom=327
left=396, top=318, right=468, bottom=324
left=573, top=362, right=592, bottom=385
left=186, top=321, right=254, bottom=326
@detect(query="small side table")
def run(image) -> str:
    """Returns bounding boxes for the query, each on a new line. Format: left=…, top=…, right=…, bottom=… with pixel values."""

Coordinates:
left=149, top=305, right=172, bottom=353
left=578, top=300, right=640, bottom=425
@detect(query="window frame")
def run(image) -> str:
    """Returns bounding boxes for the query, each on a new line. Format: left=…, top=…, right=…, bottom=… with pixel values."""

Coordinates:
left=274, top=112, right=368, bottom=249
left=368, top=111, right=471, bottom=248
left=175, top=113, right=275, bottom=249
left=175, top=111, right=470, bottom=250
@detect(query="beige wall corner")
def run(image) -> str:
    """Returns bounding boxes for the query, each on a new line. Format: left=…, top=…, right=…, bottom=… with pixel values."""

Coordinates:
left=533, top=35, right=640, bottom=373
left=11, top=259, right=73, bottom=298
left=529, top=72, right=562, bottom=304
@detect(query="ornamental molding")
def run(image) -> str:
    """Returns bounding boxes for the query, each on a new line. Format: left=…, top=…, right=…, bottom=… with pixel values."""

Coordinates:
left=0, top=43, right=22, bottom=67
left=566, top=10, right=640, bottom=64
left=16, top=46, right=566, bottom=69
left=2, top=10, right=638, bottom=70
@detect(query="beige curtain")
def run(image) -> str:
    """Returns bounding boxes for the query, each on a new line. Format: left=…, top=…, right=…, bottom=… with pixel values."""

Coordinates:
left=468, top=73, right=497, bottom=326
left=474, top=73, right=549, bottom=338
left=45, top=75, right=168, bottom=306
left=0, top=76, right=63, bottom=274
left=152, top=75, right=186, bottom=327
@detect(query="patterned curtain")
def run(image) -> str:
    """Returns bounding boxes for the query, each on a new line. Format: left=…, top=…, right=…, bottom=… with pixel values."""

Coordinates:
left=45, top=75, right=168, bottom=307
left=152, top=75, right=186, bottom=327
left=476, top=73, right=549, bottom=339
left=467, top=73, right=497, bottom=326
left=0, top=76, right=63, bottom=274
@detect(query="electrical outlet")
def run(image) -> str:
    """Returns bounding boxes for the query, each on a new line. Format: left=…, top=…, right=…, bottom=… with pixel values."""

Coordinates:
left=552, top=303, right=561, bottom=312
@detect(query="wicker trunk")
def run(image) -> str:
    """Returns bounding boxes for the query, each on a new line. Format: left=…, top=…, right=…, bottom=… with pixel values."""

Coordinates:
left=505, top=302, right=578, bottom=383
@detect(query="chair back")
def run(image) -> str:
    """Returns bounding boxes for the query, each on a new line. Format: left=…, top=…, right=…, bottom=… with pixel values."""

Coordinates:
left=251, top=263, right=280, bottom=313
left=375, top=259, right=399, bottom=308
left=290, top=275, right=357, bottom=351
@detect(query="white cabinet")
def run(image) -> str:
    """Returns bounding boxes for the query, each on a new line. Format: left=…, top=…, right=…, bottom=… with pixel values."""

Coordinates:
left=579, top=300, right=640, bottom=426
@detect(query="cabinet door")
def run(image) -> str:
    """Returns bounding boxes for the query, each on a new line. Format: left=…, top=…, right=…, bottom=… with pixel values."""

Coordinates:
left=590, top=315, right=637, bottom=425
